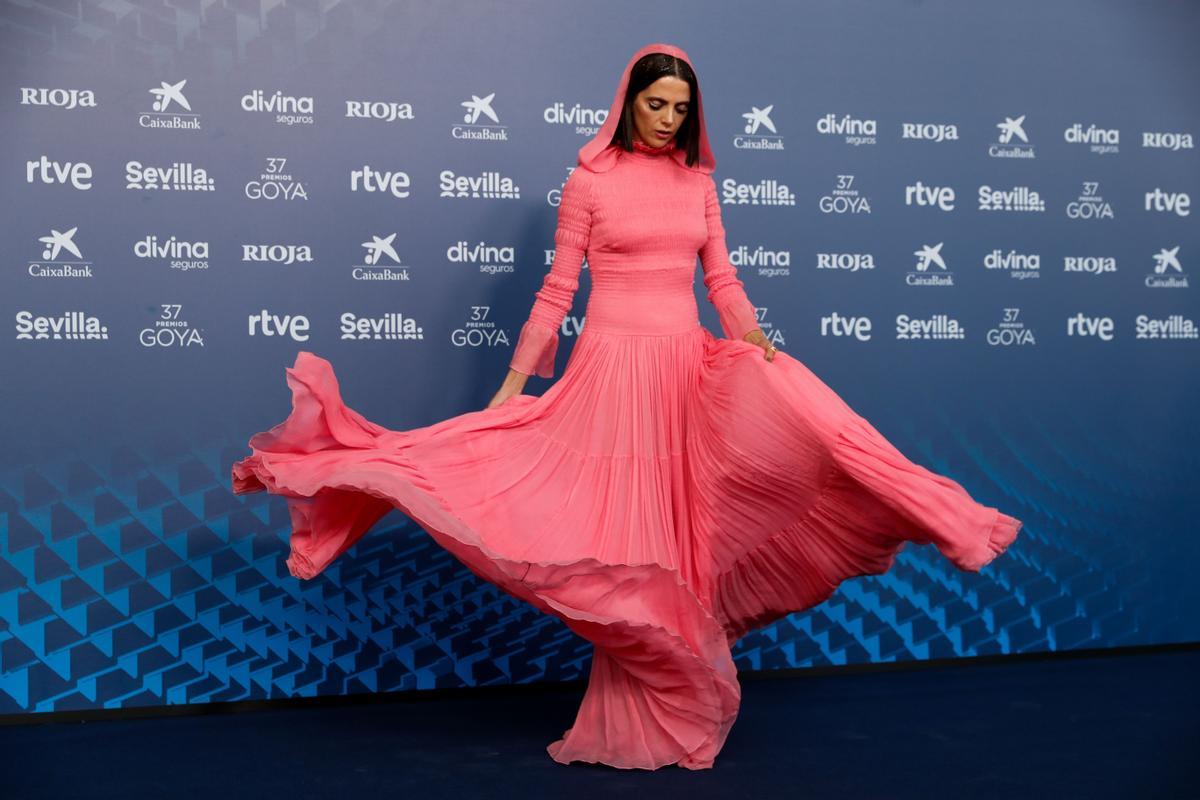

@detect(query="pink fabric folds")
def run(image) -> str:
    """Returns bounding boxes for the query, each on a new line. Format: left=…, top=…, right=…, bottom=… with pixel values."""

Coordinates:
left=233, top=334, right=1020, bottom=769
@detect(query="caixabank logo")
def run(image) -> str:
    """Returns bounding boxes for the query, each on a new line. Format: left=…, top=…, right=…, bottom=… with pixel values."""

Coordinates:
left=734, top=104, right=784, bottom=152
left=353, top=233, right=411, bottom=281
left=28, top=226, right=93, bottom=278
left=1146, top=245, right=1187, bottom=289
left=907, top=242, right=955, bottom=287
left=454, top=91, right=508, bottom=141
left=988, top=114, right=1036, bottom=159
left=139, top=79, right=200, bottom=130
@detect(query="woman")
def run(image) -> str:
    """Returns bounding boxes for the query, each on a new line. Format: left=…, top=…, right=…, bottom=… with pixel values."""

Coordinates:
left=231, top=42, right=1023, bottom=771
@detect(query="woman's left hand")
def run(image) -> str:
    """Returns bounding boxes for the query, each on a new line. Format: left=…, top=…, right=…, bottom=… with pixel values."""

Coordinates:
left=743, top=328, right=779, bottom=362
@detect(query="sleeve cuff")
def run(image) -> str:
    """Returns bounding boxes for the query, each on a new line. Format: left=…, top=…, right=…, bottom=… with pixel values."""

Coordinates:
left=509, top=320, right=559, bottom=378
left=717, top=297, right=759, bottom=341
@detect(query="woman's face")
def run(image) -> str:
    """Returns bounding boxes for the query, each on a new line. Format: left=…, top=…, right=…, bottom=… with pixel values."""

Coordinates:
left=632, top=75, right=690, bottom=148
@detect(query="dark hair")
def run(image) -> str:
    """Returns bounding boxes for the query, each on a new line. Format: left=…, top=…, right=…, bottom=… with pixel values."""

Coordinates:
left=609, top=52, right=701, bottom=168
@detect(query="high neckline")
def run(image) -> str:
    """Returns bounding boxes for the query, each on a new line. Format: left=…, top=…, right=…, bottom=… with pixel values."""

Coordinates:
left=630, top=138, right=674, bottom=157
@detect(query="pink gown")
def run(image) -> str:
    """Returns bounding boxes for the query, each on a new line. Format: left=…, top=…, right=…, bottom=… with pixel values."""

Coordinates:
left=231, top=42, right=1022, bottom=771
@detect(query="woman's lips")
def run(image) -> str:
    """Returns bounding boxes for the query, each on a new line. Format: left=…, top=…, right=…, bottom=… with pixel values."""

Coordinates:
left=654, top=129, right=672, bottom=139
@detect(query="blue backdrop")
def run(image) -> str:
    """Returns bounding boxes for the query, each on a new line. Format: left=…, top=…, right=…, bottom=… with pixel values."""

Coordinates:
left=0, top=0, right=1197, bottom=714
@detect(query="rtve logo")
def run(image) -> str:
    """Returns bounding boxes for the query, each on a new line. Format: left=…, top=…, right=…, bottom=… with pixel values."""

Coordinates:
left=26, top=156, right=92, bottom=190
left=248, top=309, right=310, bottom=341
left=351, top=165, right=411, bottom=197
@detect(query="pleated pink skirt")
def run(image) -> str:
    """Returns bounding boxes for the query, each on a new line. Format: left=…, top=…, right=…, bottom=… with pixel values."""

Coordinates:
left=232, top=322, right=1021, bottom=770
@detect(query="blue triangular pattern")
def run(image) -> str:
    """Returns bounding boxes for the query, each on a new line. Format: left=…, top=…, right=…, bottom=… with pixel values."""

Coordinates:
left=5, top=514, right=44, bottom=555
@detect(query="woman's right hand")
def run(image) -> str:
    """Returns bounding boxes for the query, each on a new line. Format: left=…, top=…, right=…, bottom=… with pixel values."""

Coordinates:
left=488, top=368, right=529, bottom=409
left=743, top=328, right=779, bottom=362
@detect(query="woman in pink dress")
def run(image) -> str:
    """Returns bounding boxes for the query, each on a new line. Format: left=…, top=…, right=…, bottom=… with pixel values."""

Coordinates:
left=231, top=42, right=1023, bottom=771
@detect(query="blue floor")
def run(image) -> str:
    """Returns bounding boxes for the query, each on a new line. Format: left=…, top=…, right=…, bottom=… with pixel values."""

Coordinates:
left=2, top=648, right=1196, bottom=799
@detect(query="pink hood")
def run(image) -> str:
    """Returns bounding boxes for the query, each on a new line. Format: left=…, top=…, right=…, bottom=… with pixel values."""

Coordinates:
left=577, top=42, right=716, bottom=175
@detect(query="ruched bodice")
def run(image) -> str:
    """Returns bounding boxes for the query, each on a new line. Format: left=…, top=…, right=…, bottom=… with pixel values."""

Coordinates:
left=508, top=138, right=761, bottom=375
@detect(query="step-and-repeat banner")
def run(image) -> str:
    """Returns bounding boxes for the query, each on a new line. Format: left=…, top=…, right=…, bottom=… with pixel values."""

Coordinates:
left=0, top=1, right=1196, bottom=713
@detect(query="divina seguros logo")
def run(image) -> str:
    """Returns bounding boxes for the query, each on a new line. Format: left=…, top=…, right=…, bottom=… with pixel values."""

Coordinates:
left=135, top=235, right=210, bottom=272
left=242, top=89, right=313, bottom=126
left=544, top=101, right=606, bottom=136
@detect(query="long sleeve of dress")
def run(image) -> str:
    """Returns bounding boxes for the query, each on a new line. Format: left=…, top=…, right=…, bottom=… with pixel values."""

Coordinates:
left=509, top=167, right=594, bottom=378
left=699, top=175, right=760, bottom=341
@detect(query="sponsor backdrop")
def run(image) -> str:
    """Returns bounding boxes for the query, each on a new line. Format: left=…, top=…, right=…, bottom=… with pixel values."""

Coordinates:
left=0, top=1, right=1196, bottom=715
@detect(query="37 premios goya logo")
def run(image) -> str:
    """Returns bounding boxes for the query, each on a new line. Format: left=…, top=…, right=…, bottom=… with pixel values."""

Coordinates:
left=140, top=304, right=204, bottom=347
left=245, top=157, right=308, bottom=201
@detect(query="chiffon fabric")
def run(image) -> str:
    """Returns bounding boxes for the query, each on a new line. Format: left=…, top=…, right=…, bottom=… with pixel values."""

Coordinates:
left=231, top=42, right=1022, bottom=770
